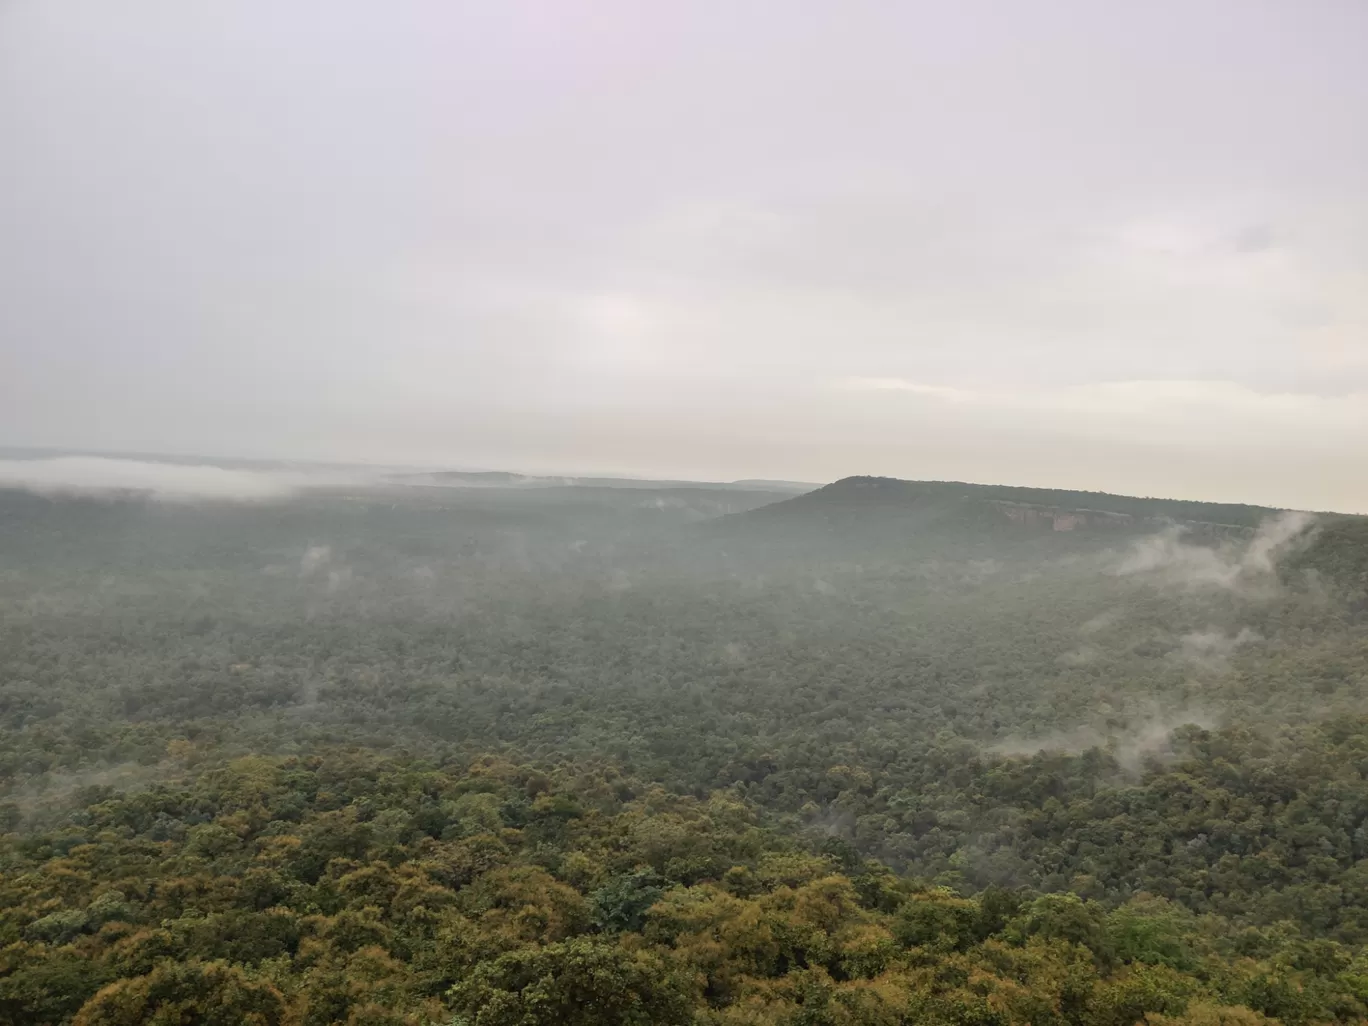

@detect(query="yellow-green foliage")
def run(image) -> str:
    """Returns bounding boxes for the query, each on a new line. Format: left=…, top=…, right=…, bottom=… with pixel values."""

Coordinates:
left=3, top=752, right=1367, bottom=1026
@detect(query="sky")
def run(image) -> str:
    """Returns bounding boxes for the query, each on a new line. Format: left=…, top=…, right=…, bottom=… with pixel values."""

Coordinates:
left=2, top=1, right=1366, bottom=511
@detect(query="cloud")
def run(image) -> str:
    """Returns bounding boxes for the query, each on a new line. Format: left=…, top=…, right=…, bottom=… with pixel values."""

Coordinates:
left=1111, top=713, right=1221, bottom=774
left=2, top=5, right=1365, bottom=507
left=1079, top=610, right=1121, bottom=635
left=1114, top=528, right=1245, bottom=589
left=299, top=545, right=332, bottom=576
left=834, top=377, right=1368, bottom=441
left=1114, top=512, right=1317, bottom=591
left=0, top=457, right=301, bottom=502
left=1170, top=627, right=1261, bottom=672
left=992, top=711, right=1220, bottom=773
left=1243, top=511, right=1317, bottom=573
left=841, top=378, right=975, bottom=402
left=294, top=543, right=353, bottom=594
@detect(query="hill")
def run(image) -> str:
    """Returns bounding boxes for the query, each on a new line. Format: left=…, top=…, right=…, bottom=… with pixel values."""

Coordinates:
left=707, top=476, right=1327, bottom=566
left=738, top=475, right=1288, bottom=531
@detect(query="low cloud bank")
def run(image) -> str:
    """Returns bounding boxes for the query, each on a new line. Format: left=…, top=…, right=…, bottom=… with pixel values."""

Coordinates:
left=992, top=711, right=1220, bottom=773
left=1114, top=511, right=1316, bottom=590
left=0, top=457, right=303, bottom=501
left=1171, top=627, right=1262, bottom=671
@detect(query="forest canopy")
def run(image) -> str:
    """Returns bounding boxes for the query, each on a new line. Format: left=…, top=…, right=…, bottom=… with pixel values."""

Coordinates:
left=1, top=474, right=1366, bottom=1025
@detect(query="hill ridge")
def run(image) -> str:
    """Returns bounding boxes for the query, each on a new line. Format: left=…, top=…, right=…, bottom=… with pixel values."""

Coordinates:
left=742, top=474, right=1307, bottom=533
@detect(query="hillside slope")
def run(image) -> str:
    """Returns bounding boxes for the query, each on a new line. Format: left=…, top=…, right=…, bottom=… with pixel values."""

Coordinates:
left=740, top=476, right=1288, bottom=530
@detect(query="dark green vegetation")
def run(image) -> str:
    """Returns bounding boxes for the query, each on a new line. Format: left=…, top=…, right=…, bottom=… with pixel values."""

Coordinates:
left=2, top=473, right=1367, bottom=1024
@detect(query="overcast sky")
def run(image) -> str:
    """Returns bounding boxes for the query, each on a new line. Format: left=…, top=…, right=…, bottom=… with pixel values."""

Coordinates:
left=2, top=1, right=1366, bottom=510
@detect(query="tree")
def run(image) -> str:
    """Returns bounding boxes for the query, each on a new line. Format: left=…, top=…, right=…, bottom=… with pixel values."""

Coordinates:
left=446, top=937, right=696, bottom=1026
left=590, top=870, right=666, bottom=934
left=72, top=962, right=288, bottom=1026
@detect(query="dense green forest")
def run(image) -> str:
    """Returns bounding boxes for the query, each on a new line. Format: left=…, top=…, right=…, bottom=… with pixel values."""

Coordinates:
left=2, top=472, right=1367, bottom=1024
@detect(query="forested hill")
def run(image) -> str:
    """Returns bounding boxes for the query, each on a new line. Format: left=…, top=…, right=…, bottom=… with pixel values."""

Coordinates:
left=735, top=476, right=1291, bottom=532
left=1288, top=516, right=1368, bottom=609
left=3, top=469, right=1368, bottom=1024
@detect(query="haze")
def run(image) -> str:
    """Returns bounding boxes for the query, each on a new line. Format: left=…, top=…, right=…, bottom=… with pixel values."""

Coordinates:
left=2, top=1, right=1366, bottom=512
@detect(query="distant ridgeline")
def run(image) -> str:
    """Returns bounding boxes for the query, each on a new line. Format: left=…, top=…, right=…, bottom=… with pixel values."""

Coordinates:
left=714, top=477, right=1368, bottom=585
left=396, top=470, right=815, bottom=493
left=755, top=478, right=1285, bottom=530
left=744, top=476, right=1287, bottom=533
